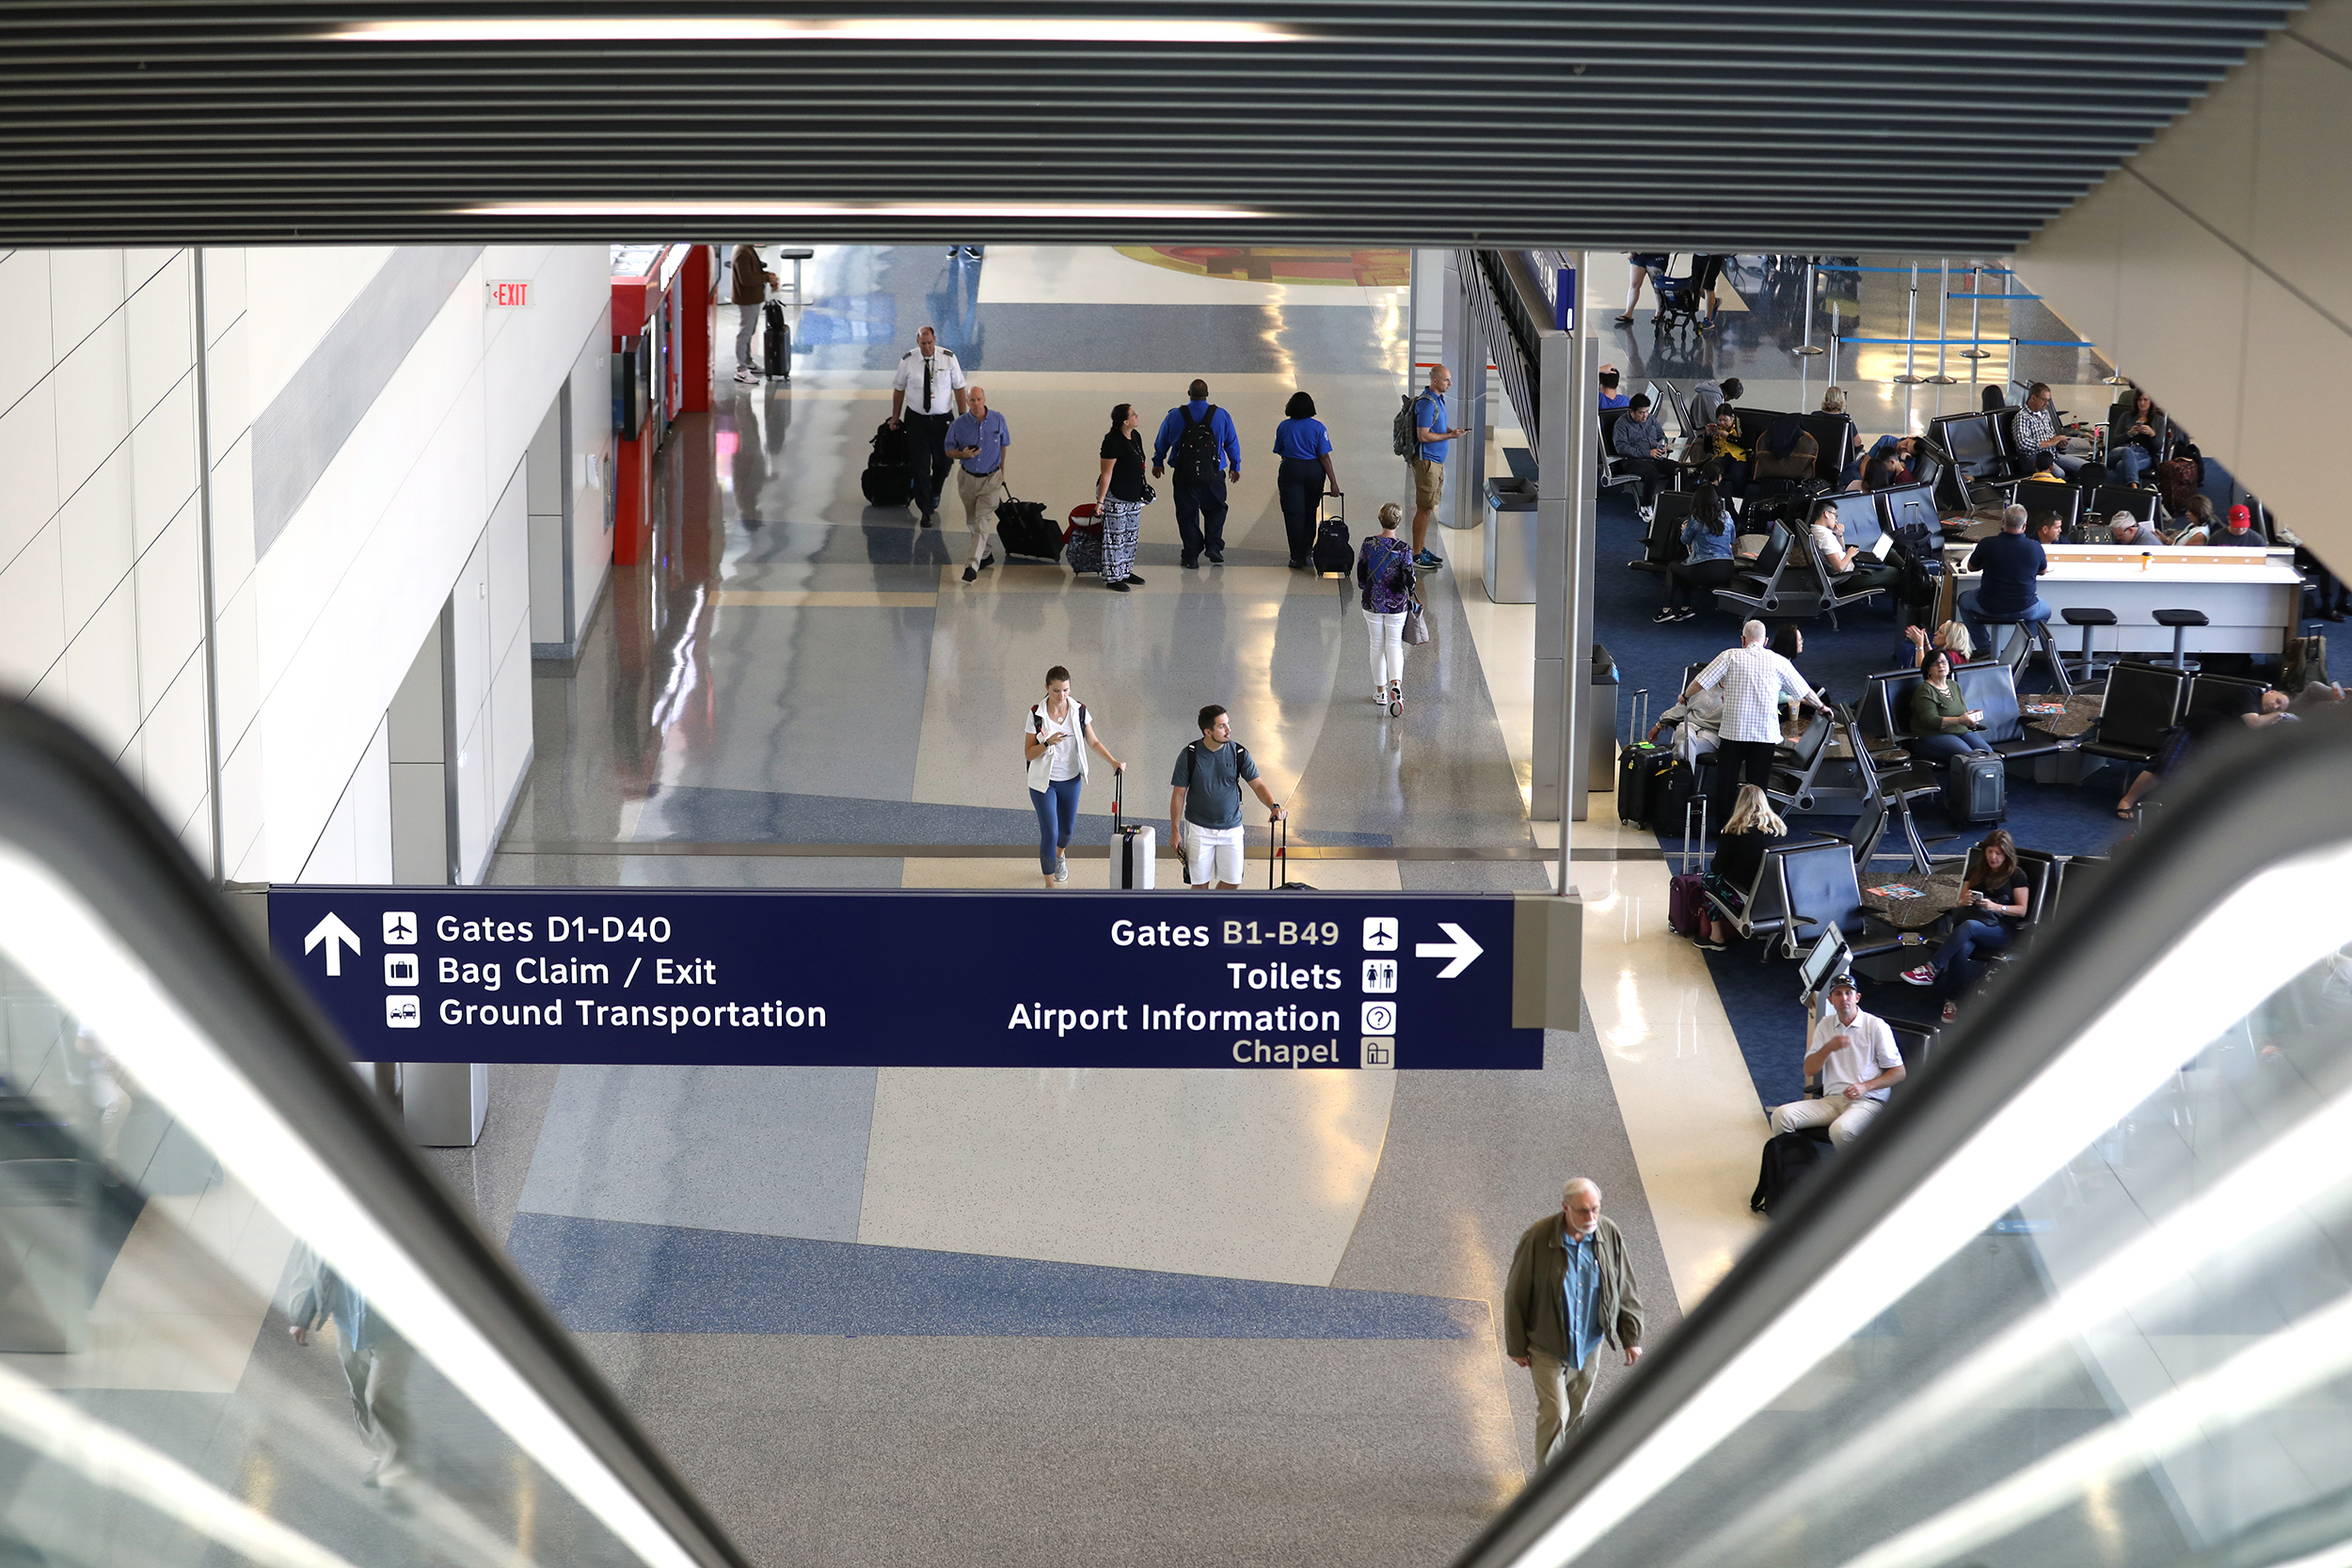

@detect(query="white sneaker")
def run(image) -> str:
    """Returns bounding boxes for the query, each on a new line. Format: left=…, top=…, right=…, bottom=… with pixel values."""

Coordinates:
left=1055, top=857, right=1069, bottom=884
left=734, top=368, right=757, bottom=384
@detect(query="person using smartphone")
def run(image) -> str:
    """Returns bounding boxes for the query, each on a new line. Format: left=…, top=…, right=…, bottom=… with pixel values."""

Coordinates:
left=1024, top=666, right=1123, bottom=887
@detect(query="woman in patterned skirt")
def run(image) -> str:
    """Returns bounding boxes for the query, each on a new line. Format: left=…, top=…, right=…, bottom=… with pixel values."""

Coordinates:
left=1094, top=403, right=1149, bottom=592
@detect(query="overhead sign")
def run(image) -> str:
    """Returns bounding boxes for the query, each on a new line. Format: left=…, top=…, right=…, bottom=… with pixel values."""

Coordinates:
left=265, top=889, right=1548, bottom=1070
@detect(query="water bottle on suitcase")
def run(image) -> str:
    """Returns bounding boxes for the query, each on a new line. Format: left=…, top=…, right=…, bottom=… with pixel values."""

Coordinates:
left=1947, top=752, right=2006, bottom=827
left=1113, top=771, right=1154, bottom=888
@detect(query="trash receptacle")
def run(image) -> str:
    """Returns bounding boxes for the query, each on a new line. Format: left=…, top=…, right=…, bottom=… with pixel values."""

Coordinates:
left=1590, top=643, right=1620, bottom=791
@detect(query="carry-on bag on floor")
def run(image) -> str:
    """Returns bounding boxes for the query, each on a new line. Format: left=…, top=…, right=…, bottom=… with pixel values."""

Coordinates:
left=1065, top=504, right=1105, bottom=576
left=1615, top=689, right=1665, bottom=827
left=1270, top=813, right=1314, bottom=891
left=1751, top=1131, right=1822, bottom=1216
left=761, top=298, right=790, bottom=379
left=1112, top=772, right=1154, bottom=889
left=1947, top=752, right=2006, bottom=828
left=1668, top=800, right=1708, bottom=939
left=994, top=489, right=1063, bottom=562
left=1311, top=491, right=1353, bottom=577
left=861, top=420, right=912, bottom=506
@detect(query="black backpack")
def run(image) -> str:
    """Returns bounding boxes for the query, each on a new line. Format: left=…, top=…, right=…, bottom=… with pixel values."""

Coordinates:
left=1174, top=406, right=1223, bottom=483
left=1750, top=1131, right=1821, bottom=1216
left=861, top=420, right=912, bottom=506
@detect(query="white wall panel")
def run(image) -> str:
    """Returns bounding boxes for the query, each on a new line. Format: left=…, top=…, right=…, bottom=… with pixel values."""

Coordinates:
left=450, top=531, right=490, bottom=737
left=243, top=246, right=395, bottom=413
left=208, top=431, right=256, bottom=591
left=300, top=784, right=358, bottom=884
left=49, top=250, right=124, bottom=363
left=487, top=462, right=530, bottom=659
left=51, top=312, right=131, bottom=500
left=487, top=619, right=533, bottom=852
left=565, top=315, right=613, bottom=641
left=0, top=382, right=59, bottom=570
left=0, top=522, right=64, bottom=694
left=0, top=250, right=53, bottom=413
left=135, top=498, right=202, bottom=716
left=453, top=711, right=490, bottom=883
left=219, top=731, right=265, bottom=880
left=203, top=314, right=249, bottom=467
left=59, top=578, right=141, bottom=758
left=130, top=374, right=198, bottom=556
left=124, top=252, right=195, bottom=425
left=201, top=247, right=246, bottom=346
left=353, top=719, right=393, bottom=883
left=213, top=576, right=260, bottom=752
left=137, top=648, right=209, bottom=830
left=2248, top=38, right=2352, bottom=330
left=56, top=443, right=134, bottom=633
left=123, top=249, right=177, bottom=294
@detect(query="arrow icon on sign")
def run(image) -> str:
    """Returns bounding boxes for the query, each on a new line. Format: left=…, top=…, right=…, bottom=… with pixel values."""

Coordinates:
left=1415, top=923, right=1485, bottom=978
left=304, top=913, right=362, bottom=977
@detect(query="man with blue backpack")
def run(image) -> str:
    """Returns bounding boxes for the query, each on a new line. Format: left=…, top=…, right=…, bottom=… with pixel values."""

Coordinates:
left=1393, top=363, right=1466, bottom=571
left=1152, top=379, right=1242, bottom=570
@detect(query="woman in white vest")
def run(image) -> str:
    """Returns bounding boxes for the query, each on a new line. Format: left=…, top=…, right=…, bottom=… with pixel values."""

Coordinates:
left=1025, top=665, right=1124, bottom=886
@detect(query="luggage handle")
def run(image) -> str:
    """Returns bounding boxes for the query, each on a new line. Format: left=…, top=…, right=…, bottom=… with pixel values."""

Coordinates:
left=1270, top=809, right=1286, bottom=892
left=1629, top=686, right=1649, bottom=747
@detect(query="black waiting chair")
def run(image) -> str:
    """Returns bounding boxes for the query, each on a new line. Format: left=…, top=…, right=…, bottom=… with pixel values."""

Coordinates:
left=1950, top=660, right=2071, bottom=764
left=1599, top=407, right=1646, bottom=506
left=1775, top=839, right=1912, bottom=962
left=2078, top=660, right=2189, bottom=770
left=1715, top=523, right=1795, bottom=616
left=1629, top=490, right=1697, bottom=576
left=2060, top=607, right=2118, bottom=687
left=2152, top=608, right=2207, bottom=673
left=1973, top=609, right=2074, bottom=698
left=1703, top=834, right=1809, bottom=948
left=2185, top=672, right=2269, bottom=728
left=1836, top=703, right=1940, bottom=875
left=1767, top=706, right=1837, bottom=814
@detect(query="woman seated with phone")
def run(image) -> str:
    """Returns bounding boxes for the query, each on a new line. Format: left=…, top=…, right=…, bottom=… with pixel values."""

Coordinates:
left=1901, top=829, right=2029, bottom=1021
left=1906, top=649, right=1994, bottom=768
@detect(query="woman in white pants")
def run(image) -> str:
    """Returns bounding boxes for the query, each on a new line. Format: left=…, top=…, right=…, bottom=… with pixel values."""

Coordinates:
left=1356, top=502, right=1415, bottom=716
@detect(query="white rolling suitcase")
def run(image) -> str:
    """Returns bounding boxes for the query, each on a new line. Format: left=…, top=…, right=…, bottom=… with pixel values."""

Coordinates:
left=1113, top=771, right=1155, bottom=888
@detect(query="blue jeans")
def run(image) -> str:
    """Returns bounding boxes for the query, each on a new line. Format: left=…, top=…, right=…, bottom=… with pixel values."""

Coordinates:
left=2110, top=445, right=2152, bottom=485
left=1911, top=730, right=1993, bottom=768
left=1030, top=776, right=1082, bottom=874
left=1958, top=590, right=2051, bottom=660
left=1933, top=916, right=2010, bottom=998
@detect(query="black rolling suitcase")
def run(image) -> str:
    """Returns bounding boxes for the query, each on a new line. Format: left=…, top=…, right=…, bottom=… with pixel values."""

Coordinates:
left=1947, top=752, right=2006, bottom=827
left=861, top=420, right=913, bottom=505
left=1311, top=491, right=1353, bottom=576
left=761, top=298, right=790, bottom=379
left=1615, top=689, right=1665, bottom=826
left=1269, top=813, right=1314, bottom=890
left=993, top=489, right=1062, bottom=562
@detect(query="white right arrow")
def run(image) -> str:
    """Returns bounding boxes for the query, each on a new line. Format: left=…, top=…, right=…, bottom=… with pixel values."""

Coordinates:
left=304, top=912, right=362, bottom=977
left=1415, top=922, right=1485, bottom=979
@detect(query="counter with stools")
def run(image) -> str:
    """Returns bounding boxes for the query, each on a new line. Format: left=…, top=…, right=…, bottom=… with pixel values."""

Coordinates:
left=1938, top=543, right=2300, bottom=659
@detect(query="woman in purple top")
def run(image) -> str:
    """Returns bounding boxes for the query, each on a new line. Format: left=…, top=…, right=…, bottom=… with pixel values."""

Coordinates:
left=1358, top=502, right=1417, bottom=715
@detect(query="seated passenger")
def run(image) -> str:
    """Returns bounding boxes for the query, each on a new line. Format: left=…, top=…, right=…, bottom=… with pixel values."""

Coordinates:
left=2034, top=515, right=2066, bottom=546
left=1612, top=394, right=1676, bottom=516
left=1820, top=386, right=1847, bottom=415
left=1769, top=972, right=1905, bottom=1147
left=1901, top=829, right=2029, bottom=1022
left=1900, top=620, right=1975, bottom=670
left=1654, top=482, right=1738, bottom=624
left=1808, top=500, right=1900, bottom=599
left=2116, top=682, right=2349, bottom=818
left=2172, top=493, right=2217, bottom=546
left=1907, top=649, right=1993, bottom=771
left=1852, top=435, right=1918, bottom=489
left=1597, top=366, right=1629, bottom=410
left=2210, top=503, right=2268, bottom=547
left=1688, top=375, right=1744, bottom=430
left=1694, top=784, right=1787, bottom=951
left=1959, top=505, right=2050, bottom=656
left=1683, top=408, right=1751, bottom=495
left=1651, top=682, right=1725, bottom=766
left=2108, top=510, right=2165, bottom=546
left=2111, top=389, right=2164, bottom=485
left=2012, top=382, right=2086, bottom=477
left=2025, top=450, right=2065, bottom=483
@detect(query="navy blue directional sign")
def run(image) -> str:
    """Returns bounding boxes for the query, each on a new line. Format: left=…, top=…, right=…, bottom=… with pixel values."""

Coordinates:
left=266, top=888, right=1541, bottom=1069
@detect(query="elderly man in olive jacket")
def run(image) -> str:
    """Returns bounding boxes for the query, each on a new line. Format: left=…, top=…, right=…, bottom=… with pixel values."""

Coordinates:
left=1503, top=1177, right=1645, bottom=1465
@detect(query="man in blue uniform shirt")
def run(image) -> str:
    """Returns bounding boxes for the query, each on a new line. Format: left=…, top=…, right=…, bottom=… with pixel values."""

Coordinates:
left=1152, top=379, right=1242, bottom=568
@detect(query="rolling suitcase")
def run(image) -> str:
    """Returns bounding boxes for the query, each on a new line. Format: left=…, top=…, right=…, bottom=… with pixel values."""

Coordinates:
left=761, top=298, right=790, bottom=379
left=994, top=489, right=1062, bottom=562
left=1311, top=492, right=1353, bottom=576
left=1270, top=813, right=1314, bottom=891
left=1112, top=772, right=1154, bottom=889
left=1947, top=752, right=2006, bottom=828
left=1667, top=801, right=1708, bottom=939
left=1616, top=689, right=1662, bottom=826
left=1065, top=504, right=1105, bottom=576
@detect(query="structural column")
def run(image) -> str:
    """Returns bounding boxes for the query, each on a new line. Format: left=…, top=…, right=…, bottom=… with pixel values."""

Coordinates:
left=1534, top=253, right=1597, bottom=825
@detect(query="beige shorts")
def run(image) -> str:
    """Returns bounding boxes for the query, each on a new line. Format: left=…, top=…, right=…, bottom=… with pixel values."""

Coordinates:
left=1412, top=457, right=1445, bottom=509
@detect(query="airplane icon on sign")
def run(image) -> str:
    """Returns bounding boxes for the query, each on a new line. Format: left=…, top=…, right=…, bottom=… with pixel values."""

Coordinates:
left=384, top=912, right=417, bottom=945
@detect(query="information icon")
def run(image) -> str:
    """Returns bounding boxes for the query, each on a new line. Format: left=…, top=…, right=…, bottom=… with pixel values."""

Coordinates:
left=1360, top=1000, right=1397, bottom=1035
left=385, top=996, right=421, bottom=1029
left=1363, top=917, right=1398, bottom=952
left=1362, top=958, right=1398, bottom=993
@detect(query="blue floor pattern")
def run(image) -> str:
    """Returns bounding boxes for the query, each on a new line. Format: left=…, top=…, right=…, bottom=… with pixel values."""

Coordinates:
left=508, top=1212, right=1489, bottom=1338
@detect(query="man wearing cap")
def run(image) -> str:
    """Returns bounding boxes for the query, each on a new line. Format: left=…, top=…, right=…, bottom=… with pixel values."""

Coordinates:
left=1770, top=974, right=1905, bottom=1148
left=2210, top=504, right=2268, bottom=547
left=1503, top=1177, right=1645, bottom=1466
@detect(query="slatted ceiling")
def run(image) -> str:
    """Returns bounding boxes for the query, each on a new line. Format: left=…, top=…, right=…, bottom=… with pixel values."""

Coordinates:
left=0, top=1, right=2294, bottom=247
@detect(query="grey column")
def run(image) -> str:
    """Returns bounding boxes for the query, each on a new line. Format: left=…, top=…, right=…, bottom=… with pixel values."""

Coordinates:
left=1534, top=252, right=1597, bottom=826
left=1438, top=255, right=1467, bottom=531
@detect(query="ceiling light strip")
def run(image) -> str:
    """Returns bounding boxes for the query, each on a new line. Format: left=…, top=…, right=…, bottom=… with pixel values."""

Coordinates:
left=329, top=17, right=1305, bottom=43
left=458, top=198, right=1273, bottom=219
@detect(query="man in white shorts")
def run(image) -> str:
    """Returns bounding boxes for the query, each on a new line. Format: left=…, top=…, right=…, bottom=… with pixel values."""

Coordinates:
left=1770, top=973, right=1906, bottom=1148
left=1168, top=705, right=1285, bottom=890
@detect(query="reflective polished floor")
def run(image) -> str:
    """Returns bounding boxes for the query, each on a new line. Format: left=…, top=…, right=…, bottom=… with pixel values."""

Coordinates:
left=442, top=245, right=2116, bottom=1566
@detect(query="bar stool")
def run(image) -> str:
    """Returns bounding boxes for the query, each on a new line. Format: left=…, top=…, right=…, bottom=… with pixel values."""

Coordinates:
left=2060, top=607, right=2118, bottom=686
left=2152, top=608, right=2206, bottom=673
left=776, top=247, right=816, bottom=304
left=1977, top=612, right=2074, bottom=699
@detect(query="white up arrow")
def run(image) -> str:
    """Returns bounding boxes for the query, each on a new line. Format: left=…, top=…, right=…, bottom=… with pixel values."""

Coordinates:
left=1415, top=922, right=1485, bottom=979
left=304, top=912, right=363, bottom=976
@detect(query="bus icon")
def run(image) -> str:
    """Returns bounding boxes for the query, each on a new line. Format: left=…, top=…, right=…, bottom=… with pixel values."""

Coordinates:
left=386, top=996, right=421, bottom=1029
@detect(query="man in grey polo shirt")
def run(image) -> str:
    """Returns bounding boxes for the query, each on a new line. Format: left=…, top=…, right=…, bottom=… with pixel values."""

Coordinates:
left=1168, top=705, right=1286, bottom=890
